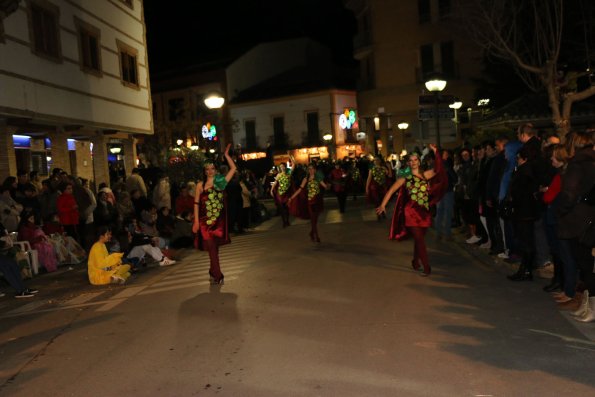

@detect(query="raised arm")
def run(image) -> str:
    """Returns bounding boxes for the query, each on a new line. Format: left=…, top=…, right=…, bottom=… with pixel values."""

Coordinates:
left=423, top=144, right=439, bottom=180
left=376, top=177, right=406, bottom=215
left=223, top=144, right=237, bottom=183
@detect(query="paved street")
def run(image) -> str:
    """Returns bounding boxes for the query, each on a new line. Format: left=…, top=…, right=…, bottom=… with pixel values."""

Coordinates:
left=1, top=198, right=594, bottom=396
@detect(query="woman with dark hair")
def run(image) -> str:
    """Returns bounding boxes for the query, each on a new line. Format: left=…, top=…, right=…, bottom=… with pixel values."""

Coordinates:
left=555, top=130, right=595, bottom=321
left=17, top=211, right=59, bottom=272
left=192, top=144, right=237, bottom=285
left=376, top=144, right=447, bottom=277
left=270, top=162, right=293, bottom=227
left=287, top=163, right=329, bottom=243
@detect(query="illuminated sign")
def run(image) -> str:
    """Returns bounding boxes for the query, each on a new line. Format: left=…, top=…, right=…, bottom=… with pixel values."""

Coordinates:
left=240, top=152, right=267, bottom=161
left=13, top=135, right=31, bottom=149
left=201, top=123, right=217, bottom=141
left=339, top=109, right=357, bottom=130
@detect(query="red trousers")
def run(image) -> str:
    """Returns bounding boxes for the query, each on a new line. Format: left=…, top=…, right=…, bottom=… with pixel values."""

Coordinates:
left=408, top=227, right=430, bottom=274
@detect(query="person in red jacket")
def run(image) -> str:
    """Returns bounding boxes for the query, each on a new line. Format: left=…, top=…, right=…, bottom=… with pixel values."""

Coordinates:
left=56, top=183, right=80, bottom=242
left=175, top=185, right=194, bottom=216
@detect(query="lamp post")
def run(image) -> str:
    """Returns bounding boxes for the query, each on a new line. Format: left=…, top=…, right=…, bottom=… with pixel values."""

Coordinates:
left=323, top=133, right=333, bottom=161
left=203, top=92, right=228, bottom=150
left=449, top=100, right=462, bottom=141
left=397, top=121, right=409, bottom=155
left=425, top=77, right=447, bottom=148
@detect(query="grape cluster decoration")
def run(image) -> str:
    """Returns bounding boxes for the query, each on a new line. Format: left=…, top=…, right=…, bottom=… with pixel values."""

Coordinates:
left=406, top=176, right=429, bottom=209
left=307, top=179, right=320, bottom=200
left=372, top=166, right=387, bottom=185
left=205, top=190, right=224, bottom=225
left=278, top=173, right=290, bottom=196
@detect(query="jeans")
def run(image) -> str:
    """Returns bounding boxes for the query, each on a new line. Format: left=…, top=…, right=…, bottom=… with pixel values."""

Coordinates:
left=435, top=191, right=454, bottom=237
left=0, top=255, right=26, bottom=293
left=533, top=216, right=551, bottom=266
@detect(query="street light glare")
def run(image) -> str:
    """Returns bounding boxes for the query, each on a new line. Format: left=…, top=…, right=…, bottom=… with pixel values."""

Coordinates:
left=397, top=121, right=409, bottom=130
left=323, top=133, right=333, bottom=141
left=204, top=94, right=225, bottom=109
left=449, top=101, right=463, bottom=109
left=424, top=78, right=447, bottom=92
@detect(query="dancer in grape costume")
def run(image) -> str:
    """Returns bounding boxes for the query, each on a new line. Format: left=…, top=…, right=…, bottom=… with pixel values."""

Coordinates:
left=366, top=157, right=389, bottom=220
left=376, top=145, right=447, bottom=276
left=270, top=162, right=292, bottom=227
left=288, top=164, right=329, bottom=242
left=193, top=144, right=237, bottom=285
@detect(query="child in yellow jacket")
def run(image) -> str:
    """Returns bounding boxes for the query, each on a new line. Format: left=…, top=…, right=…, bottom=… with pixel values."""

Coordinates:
left=88, top=226, right=130, bottom=285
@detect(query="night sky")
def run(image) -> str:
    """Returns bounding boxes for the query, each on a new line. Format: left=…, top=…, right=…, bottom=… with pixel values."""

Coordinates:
left=144, top=0, right=357, bottom=73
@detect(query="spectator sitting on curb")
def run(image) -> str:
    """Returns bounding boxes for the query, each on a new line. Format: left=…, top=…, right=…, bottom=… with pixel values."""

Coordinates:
left=87, top=226, right=130, bottom=285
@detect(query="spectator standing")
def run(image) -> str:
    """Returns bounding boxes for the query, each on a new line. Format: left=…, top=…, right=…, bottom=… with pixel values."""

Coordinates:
left=507, top=147, right=539, bottom=281
left=434, top=150, right=457, bottom=241
left=56, top=183, right=80, bottom=242
left=152, top=175, right=171, bottom=211
left=555, top=131, right=595, bottom=320
left=126, top=168, right=147, bottom=197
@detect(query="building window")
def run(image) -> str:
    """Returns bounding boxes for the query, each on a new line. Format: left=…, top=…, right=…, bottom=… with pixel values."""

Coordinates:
left=438, top=0, right=451, bottom=17
left=418, top=0, right=431, bottom=24
left=306, top=112, right=319, bottom=146
left=168, top=98, right=185, bottom=121
left=75, top=18, right=101, bottom=75
left=420, top=44, right=434, bottom=79
left=245, top=120, right=257, bottom=149
left=273, top=116, right=286, bottom=149
left=440, top=41, right=456, bottom=79
left=28, top=0, right=62, bottom=61
left=116, top=39, right=139, bottom=88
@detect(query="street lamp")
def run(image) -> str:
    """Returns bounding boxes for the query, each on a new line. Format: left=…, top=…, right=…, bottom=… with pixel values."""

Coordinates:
left=397, top=121, right=409, bottom=156
left=204, top=93, right=225, bottom=109
left=425, top=76, right=447, bottom=147
left=449, top=100, right=463, bottom=141
left=176, top=139, right=184, bottom=146
left=323, top=133, right=333, bottom=160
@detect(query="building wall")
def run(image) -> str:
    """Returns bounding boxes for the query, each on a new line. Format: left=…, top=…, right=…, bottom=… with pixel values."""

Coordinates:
left=230, top=92, right=335, bottom=150
left=0, top=0, right=152, bottom=133
left=346, top=0, right=482, bottom=149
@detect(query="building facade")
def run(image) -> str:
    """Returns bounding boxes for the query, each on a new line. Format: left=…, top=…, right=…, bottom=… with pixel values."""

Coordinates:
left=0, top=0, right=152, bottom=186
left=151, top=38, right=360, bottom=163
left=344, top=0, right=482, bottom=152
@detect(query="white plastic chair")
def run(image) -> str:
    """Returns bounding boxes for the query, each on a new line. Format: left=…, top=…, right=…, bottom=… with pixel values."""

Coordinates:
left=13, top=241, right=39, bottom=276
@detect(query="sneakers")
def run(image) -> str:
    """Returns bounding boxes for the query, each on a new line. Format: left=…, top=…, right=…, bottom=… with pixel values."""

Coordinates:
left=479, top=241, right=491, bottom=249
left=159, top=257, right=176, bottom=266
left=110, top=275, right=126, bottom=284
left=15, top=290, right=35, bottom=298
left=24, top=288, right=39, bottom=294
left=497, top=250, right=510, bottom=259
left=466, top=235, right=482, bottom=244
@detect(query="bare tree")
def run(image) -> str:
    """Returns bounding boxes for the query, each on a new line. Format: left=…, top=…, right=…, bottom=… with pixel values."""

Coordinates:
left=457, top=0, right=595, bottom=135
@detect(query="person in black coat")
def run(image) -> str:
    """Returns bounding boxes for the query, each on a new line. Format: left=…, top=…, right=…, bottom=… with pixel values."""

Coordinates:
left=555, top=131, right=595, bottom=320
left=507, top=147, right=539, bottom=281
